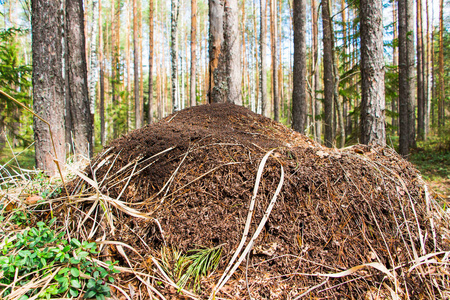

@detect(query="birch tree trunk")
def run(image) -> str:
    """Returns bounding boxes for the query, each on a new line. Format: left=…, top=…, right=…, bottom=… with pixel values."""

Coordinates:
left=133, top=0, right=141, bottom=128
left=360, top=0, right=385, bottom=146
left=99, top=0, right=105, bottom=145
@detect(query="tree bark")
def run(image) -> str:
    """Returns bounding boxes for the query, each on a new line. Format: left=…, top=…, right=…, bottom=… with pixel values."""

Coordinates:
left=292, top=0, right=307, bottom=133
left=312, top=0, right=321, bottom=143
left=360, top=0, right=385, bottom=146
left=260, top=0, right=268, bottom=116
left=65, top=0, right=93, bottom=159
left=398, top=0, right=415, bottom=156
left=438, top=0, right=445, bottom=129
left=32, top=0, right=66, bottom=175
left=322, top=0, right=334, bottom=147
left=416, top=0, right=424, bottom=140
left=148, top=0, right=154, bottom=123
left=99, top=0, right=105, bottom=145
left=225, top=0, right=241, bottom=105
left=171, top=0, right=180, bottom=110
left=134, top=0, right=141, bottom=127
left=190, top=0, right=197, bottom=107
left=270, top=0, right=279, bottom=122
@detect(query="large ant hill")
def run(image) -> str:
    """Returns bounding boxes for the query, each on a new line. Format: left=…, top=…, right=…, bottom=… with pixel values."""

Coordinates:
left=63, top=103, right=448, bottom=299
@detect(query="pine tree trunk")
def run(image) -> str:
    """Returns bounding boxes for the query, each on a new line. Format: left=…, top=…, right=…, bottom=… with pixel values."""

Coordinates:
left=148, top=0, right=154, bottom=123
left=322, top=0, right=334, bottom=147
left=260, top=0, right=268, bottom=116
left=134, top=0, right=141, bottom=128
left=208, top=0, right=225, bottom=103
left=270, top=0, right=279, bottom=121
left=190, top=0, right=197, bottom=107
left=99, top=0, right=106, bottom=145
left=66, top=0, right=93, bottom=159
left=171, top=0, right=180, bottom=110
left=417, top=0, right=424, bottom=140
left=312, top=0, right=321, bottom=143
left=125, top=0, right=131, bottom=131
left=438, top=0, right=445, bottom=129
left=224, top=0, right=241, bottom=105
left=292, top=0, right=307, bottom=133
left=392, top=1, right=398, bottom=133
left=360, top=0, right=385, bottom=146
left=32, top=0, right=66, bottom=175
left=398, top=0, right=415, bottom=155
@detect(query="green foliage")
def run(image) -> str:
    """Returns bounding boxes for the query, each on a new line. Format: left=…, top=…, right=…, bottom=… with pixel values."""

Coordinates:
left=160, top=245, right=222, bottom=292
left=0, top=27, right=33, bottom=149
left=0, top=219, right=119, bottom=299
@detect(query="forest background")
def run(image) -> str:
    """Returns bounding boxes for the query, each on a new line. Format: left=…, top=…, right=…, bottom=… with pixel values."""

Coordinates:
left=0, top=0, right=449, bottom=190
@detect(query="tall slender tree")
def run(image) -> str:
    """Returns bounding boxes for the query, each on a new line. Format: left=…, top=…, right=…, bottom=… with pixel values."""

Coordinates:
left=225, top=0, right=241, bottom=105
left=260, top=0, right=268, bottom=116
left=190, top=0, right=197, bottom=107
left=322, top=0, right=334, bottom=147
left=99, top=0, right=106, bottom=145
left=398, top=0, right=415, bottom=155
left=292, top=0, right=307, bottom=132
left=133, top=0, right=141, bottom=127
left=171, top=0, right=180, bottom=111
left=32, top=0, right=65, bottom=175
left=417, top=0, right=425, bottom=140
left=438, top=0, right=445, bottom=128
left=65, top=0, right=93, bottom=159
left=270, top=0, right=279, bottom=121
left=148, top=0, right=154, bottom=123
left=360, top=0, right=385, bottom=145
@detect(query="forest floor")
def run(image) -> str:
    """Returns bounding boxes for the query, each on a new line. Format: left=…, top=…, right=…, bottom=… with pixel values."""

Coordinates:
left=1, top=104, right=450, bottom=299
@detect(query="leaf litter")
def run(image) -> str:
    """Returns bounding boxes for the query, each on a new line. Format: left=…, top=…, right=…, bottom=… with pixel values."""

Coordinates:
left=22, top=103, right=450, bottom=298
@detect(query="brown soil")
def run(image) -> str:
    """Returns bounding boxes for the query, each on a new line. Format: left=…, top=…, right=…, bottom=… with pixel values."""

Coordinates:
left=66, top=103, right=449, bottom=299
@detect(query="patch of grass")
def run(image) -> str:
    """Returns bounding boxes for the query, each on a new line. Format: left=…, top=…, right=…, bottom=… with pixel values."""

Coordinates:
left=410, top=139, right=450, bottom=182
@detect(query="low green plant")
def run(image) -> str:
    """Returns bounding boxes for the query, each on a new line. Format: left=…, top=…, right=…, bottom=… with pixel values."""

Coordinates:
left=176, top=245, right=222, bottom=292
left=0, top=219, right=119, bottom=299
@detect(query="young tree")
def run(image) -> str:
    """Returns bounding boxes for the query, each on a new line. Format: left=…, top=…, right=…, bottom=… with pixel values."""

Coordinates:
left=65, top=0, right=93, bottom=159
left=416, top=0, right=425, bottom=140
left=32, top=0, right=65, bottom=175
left=360, top=0, right=385, bottom=145
left=438, top=0, right=445, bottom=128
left=292, top=0, right=307, bottom=133
left=134, top=0, right=142, bottom=127
left=99, top=0, right=106, bottom=145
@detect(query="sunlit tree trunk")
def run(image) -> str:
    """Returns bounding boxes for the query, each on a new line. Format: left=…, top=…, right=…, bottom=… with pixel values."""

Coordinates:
left=360, top=0, right=385, bottom=146
left=125, top=0, right=131, bottom=131
left=312, top=0, right=321, bottom=143
left=32, top=0, right=66, bottom=175
left=225, top=0, right=241, bottom=105
left=392, top=1, right=398, bottom=133
left=425, top=0, right=431, bottom=137
left=88, top=0, right=98, bottom=139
